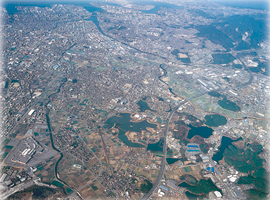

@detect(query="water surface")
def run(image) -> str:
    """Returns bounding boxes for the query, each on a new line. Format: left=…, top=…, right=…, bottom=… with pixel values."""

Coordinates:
left=218, top=98, right=241, bottom=112
left=187, top=125, right=213, bottom=139
left=204, top=114, right=227, bottom=127
left=166, top=158, right=180, bottom=164
left=105, top=113, right=157, bottom=147
left=147, top=138, right=164, bottom=152
left=212, top=136, right=242, bottom=163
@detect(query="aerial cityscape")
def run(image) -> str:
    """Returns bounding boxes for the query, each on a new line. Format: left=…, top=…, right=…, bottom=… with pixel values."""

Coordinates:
left=0, top=0, right=269, bottom=199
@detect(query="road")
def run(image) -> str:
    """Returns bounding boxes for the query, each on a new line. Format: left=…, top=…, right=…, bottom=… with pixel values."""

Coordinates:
left=209, top=159, right=236, bottom=198
left=142, top=53, right=253, bottom=199
left=0, top=180, right=35, bottom=200
left=5, top=72, right=62, bottom=138
left=141, top=96, right=200, bottom=200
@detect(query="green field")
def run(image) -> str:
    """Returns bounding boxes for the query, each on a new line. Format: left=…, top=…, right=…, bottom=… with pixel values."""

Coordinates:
left=224, top=142, right=269, bottom=199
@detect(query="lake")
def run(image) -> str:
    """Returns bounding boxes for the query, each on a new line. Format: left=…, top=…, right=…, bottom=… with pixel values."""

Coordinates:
left=212, top=136, right=242, bottom=163
left=166, top=158, right=180, bottom=165
left=208, top=91, right=222, bottom=98
left=137, top=100, right=154, bottom=112
left=204, top=114, right=227, bottom=127
left=187, top=125, right=213, bottom=139
left=179, top=181, right=194, bottom=187
left=185, top=191, right=202, bottom=200
left=171, top=49, right=191, bottom=63
left=218, top=98, right=241, bottom=112
left=147, top=138, right=164, bottom=152
left=105, top=113, right=157, bottom=148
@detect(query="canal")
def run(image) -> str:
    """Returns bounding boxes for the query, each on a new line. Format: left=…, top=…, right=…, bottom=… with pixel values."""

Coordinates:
left=45, top=78, right=69, bottom=187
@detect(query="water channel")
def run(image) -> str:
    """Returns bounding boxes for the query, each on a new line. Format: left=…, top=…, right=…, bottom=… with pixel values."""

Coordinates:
left=45, top=78, right=69, bottom=187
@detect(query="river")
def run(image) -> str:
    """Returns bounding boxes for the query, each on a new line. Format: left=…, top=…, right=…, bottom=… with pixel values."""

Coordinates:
left=45, top=78, right=69, bottom=187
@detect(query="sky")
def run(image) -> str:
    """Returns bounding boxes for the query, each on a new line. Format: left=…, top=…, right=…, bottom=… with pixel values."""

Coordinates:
left=1, top=0, right=269, bottom=10
left=2, top=0, right=269, bottom=2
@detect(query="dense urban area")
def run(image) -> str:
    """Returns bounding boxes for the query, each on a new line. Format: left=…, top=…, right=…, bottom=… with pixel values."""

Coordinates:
left=0, top=0, right=269, bottom=199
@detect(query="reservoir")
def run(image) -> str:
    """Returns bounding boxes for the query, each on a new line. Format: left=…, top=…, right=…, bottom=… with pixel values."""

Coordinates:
left=212, top=136, right=242, bottom=163
left=185, top=191, right=202, bottom=200
left=204, top=114, right=227, bottom=127
left=179, top=181, right=194, bottom=187
left=187, top=125, right=213, bottom=139
left=218, top=98, right=241, bottom=112
left=171, top=49, right=191, bottom=63
left=105, top=113, right=157, bottom=148
left=147, top=138, right=164, bottom=152
left=166, top=158, right=180, bottom=165
left=137, top=100, right=154, bottom=112
left=208, top=91, right=222, bottom=98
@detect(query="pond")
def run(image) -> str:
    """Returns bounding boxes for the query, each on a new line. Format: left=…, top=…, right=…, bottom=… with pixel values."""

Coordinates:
left=171, top=49, right=191, bottom=63
left=179, top=181, right=194, bottom=187
left=137, top=100, right=154, bottom=112
left=208, top=91, right=222, bottom=98
left=212, top=136, right=242, bottom=163
left=166, top=158, right=180, bottom=165
left=105, top=113, right=157, bottom=147
left=218, top=98, right=241, bottom=112
left=185, top=191, right=202, bottom=200
left=204, top=114, right=227, bottom=127
left=187, top=125, right=213, bottom=139
left=147, top=138, right=164, bottom=152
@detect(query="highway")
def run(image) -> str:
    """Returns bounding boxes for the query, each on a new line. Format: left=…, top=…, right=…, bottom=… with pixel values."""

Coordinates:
left=142, top=53, right=253, bottom=199
left=141, top=96, right=201, bottom=200
left=80, top=12, right=254, bottom=200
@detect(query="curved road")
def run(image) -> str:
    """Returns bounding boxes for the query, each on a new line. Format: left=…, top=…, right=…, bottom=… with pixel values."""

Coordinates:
left=62, top=9, right=254, bottom=199
left=142, top=54, right=253, bottom=200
